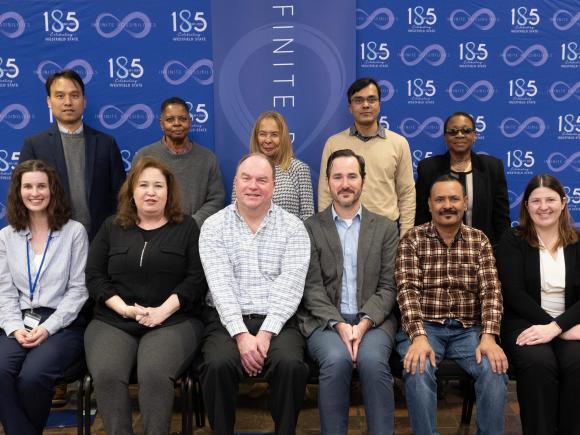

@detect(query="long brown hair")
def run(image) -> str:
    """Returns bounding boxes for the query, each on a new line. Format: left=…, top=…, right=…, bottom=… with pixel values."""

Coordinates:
left=115, top=156, right=183, bottom=228
left=517, top=174, right=578, bottom=248
left=7, top=160, right=71, bottom=231
left=249, top=111, right=294, bottom=171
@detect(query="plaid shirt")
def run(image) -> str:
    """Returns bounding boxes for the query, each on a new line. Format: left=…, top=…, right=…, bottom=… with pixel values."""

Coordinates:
left=199, top=203, right=310, bottom=337
left=396, top=222, right=502, bottom=340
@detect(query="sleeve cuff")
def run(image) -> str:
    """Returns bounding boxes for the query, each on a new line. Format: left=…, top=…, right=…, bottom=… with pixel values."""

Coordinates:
left=260, top=316, right=283, bottom=335
left=41, top=317, right=59, bottom=336
left=225, top=318, right=248, bottom=337
left=359, top=313, right=375, bottom=327
left=406, top=321, right=427, bottom=341
left=481, top=322, right=500, bottom=337
left=3, top=321, right=25, bottom=337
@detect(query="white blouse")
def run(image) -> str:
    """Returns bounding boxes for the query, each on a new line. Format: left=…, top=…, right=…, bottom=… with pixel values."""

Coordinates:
left=539, top=240, right=566, bottom=318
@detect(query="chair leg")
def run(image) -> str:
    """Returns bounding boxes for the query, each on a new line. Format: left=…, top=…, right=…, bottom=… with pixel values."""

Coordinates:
left=180, top=375, right=190, bottom=435
left=192, top=378, right=205, bottom=427
left=76, top=379, right=84, bottom=435
left=83, top=374, right=93, bottom=435
left=460, top=379, right=475, bottom=425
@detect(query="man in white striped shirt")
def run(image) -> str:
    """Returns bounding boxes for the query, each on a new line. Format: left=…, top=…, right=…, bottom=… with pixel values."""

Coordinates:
left=199, top=153, right=311, bottom=435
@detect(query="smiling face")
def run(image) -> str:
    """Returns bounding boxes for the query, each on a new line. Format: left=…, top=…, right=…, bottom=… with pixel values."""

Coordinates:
left=234, top=155, right=274, bottom=215
left=328, top=156, right=364, bottom=211
left=428, top=180, right=467, bottom=230
left=348, top=83, right=380, bottom=129
left=256, top=117, right=281, bottom=160
left=526, top=186, right=566, bottom=231
left=20, top=171, right=51, bottom=215
left=46, top=77, right=86, bottom=130
left=133, top=167, right=168, bottom=220
left=444, top=114, right=476, bottom=156
left=160, top=103, right=192, bottom=145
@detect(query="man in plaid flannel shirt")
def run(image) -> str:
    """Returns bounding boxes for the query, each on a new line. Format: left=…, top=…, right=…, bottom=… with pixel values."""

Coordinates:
left=395, top=174, right=508, bottom=435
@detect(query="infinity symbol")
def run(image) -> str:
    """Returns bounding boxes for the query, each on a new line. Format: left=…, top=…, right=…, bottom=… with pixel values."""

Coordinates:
left=0, top=104, right=30, bottom=129
left=355, top=8, right=395, bottom=30
left=399, top=117, right=443, bottom=138
left=502, top=44, right=549, bottom=66
left=448, top=80, right=494, bottom=102
left=400, top=44, right=446, bottom=66
left=163, top=59, right=213, bottom=85
left=95, top=12, right=151, bottom=38
left=36, top=59, right=94, bottom=83
left=98, top=104, right=154, bottom=130
left=500, top=117, right=546, bottom=138
left=449, top=8, right=496, bottom=30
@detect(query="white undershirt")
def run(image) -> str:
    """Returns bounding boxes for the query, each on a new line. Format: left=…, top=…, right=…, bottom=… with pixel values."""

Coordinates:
left=539, top=238, right=566, bottom=318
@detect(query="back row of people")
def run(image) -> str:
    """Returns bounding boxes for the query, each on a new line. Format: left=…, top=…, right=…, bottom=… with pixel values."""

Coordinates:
left=0, top=70, right=577, bottom=435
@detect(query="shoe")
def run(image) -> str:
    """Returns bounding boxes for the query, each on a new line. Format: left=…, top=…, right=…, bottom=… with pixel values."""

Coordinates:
left=52, top=384, right=68, bottom=407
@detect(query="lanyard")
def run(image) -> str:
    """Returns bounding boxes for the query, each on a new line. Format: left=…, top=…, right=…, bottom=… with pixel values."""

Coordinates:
left=26, top=230, right=53, bottom=306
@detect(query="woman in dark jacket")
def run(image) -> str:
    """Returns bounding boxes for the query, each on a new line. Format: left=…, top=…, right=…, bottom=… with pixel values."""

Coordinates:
left=415, top=112, right=510, bottom=245
left=497, top=174, right=580, bottom=435
left=84, top=156, right=206, bottom=435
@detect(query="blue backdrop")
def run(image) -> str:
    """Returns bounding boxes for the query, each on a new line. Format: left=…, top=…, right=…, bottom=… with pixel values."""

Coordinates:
left=0, top=0, right=578, bottom=227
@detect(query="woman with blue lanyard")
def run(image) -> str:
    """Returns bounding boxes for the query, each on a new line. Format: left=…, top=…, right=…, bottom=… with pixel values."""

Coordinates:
left=0, top=160, right=88, bottom=435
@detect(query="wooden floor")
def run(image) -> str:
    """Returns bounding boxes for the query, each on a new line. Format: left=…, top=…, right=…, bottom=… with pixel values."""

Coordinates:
left=2, top=380, right=523, bottom=434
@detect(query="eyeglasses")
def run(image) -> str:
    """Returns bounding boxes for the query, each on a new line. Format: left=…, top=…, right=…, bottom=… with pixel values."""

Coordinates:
left=445, top=127, right=476, bottom=136
left=350, top=96, right=380, bottom=105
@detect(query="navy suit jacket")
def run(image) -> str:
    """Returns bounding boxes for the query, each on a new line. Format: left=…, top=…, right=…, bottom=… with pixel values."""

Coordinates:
left=415, top=151, right=510, bottom=245
left=19, top=123, right=126, bottom=240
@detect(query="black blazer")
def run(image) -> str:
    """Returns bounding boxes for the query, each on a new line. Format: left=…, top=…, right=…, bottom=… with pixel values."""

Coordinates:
left=497, top=228, right=580, bottom=334
left=415, top=151, right=510, bottom=245
left=19, top=123, right=126, bottom=240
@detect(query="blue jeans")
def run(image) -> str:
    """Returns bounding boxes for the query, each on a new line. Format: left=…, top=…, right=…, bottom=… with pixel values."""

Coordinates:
left=396, top=320, right=507, bottom=435
left=308, top=314, right=394, bottom=435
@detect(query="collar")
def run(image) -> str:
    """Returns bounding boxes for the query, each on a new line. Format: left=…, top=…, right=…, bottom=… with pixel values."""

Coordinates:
left=426, top=221, right=464, bottom=243
left=233, top=201, right=274, bottom=222
left=349, top=124, right=386, bottom=141
left=57, top=122, right=84, bottom=135
left=17, top=226, right=61, bottom=241
left=332, top=204, right=362, bottom=222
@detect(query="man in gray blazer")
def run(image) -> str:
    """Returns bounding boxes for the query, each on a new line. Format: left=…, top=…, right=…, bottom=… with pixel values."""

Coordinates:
left=297, top=149, right=399, bottom=435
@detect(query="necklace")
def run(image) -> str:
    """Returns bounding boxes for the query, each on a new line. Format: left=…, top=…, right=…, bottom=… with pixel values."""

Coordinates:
left=451, top=157, right=472, bottom=172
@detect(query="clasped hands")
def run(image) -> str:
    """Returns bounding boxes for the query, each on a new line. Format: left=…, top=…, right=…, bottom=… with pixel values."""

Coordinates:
left=235, top=330, right=273, bottom=377
left=14, top=326, right=49, bottom=348
left=123, top=304, right=171, bottom=328
left=335, top=318, right=372, bottom=367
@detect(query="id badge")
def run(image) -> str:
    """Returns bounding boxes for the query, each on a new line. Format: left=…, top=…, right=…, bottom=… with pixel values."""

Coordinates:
left=23, top=311, right=41, bottom=331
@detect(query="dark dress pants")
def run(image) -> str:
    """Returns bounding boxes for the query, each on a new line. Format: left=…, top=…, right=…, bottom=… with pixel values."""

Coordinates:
left=200, top=307, right=309, bottom=435
left=0, top=309, right=84, bottom=435
left=503, top=328, right=580, bottom=435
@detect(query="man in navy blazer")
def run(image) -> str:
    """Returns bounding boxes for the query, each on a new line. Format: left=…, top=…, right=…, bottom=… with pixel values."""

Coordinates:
left=297, top=149, right=399, bottom=435
left=19, top=70, right=125, bottom=241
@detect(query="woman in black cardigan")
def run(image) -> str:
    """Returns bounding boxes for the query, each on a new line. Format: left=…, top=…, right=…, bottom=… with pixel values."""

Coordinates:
left=415, top=112, right=510, bottom=245
left=84, top=156, right=206, bottom=435
left=497, top=174, right=580, bottom=435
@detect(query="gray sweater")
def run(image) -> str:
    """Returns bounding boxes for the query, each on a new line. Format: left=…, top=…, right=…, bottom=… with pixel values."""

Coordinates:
left=133, top=140, right=225, bottom=227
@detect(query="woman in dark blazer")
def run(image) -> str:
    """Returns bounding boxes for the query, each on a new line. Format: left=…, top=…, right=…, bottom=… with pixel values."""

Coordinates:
left=415, top=112, right=510, bottom=244
left=497, top=174, right=580, bottom=435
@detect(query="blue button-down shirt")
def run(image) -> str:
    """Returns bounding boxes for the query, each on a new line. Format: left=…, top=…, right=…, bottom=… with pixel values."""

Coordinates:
left=332, top=205, right=362, bottom=315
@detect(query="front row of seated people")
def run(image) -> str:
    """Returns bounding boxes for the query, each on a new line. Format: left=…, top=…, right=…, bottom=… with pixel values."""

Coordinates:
left=0, top=151, right=578, bottom=435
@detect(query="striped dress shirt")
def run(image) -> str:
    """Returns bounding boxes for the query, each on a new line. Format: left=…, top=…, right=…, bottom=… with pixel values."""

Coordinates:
left=199, top=203, right=310, bottom=336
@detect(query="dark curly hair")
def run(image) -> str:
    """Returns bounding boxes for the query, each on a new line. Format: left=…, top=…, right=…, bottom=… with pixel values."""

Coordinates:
left=115, top=156, right=183, bottom=229
left=7, top=160, right=71, bottom=231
